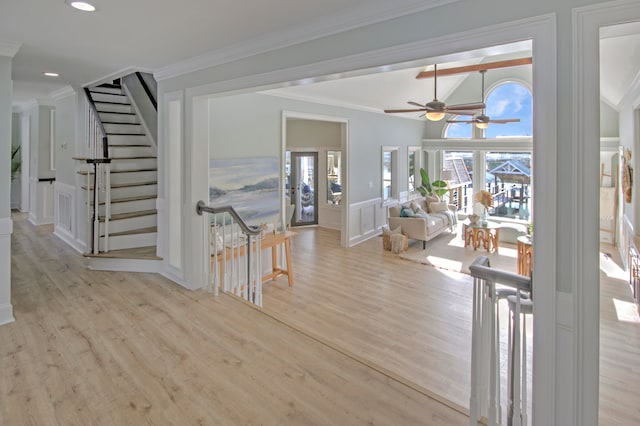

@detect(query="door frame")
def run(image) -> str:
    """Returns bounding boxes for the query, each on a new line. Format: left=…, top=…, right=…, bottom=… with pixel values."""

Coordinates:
left=281, top=111, right=349, bottom=247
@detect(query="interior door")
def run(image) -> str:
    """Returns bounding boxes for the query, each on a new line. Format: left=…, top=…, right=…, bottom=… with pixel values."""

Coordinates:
left=289, top=152, right=318, bottom=226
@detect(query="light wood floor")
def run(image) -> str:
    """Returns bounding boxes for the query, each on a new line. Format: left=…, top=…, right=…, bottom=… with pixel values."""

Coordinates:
left=2, top=214, right=470, bottom=425
left=261, top=228, right=640, bottom=425
left=4, top=215, right=638, bottom=425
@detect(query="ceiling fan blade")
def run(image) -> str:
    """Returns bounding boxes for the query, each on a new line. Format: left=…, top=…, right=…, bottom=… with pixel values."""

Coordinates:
left=446, top=120, right=475, bottom=124
left=384, top=108, right=427, bottom=113
left=447, top=110, right=478, bottom=116
left=446, top=102, right=485, bottom=111
left=490, top=118, right=521, bottom=124
left=407, top=101, right=425, bottom=108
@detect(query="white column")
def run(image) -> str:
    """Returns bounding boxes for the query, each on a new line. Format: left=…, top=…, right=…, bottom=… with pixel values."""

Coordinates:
left=0, top=44, right=20, bottom=325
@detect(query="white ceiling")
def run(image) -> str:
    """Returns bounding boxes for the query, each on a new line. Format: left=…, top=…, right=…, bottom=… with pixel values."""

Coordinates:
left=2, top=1, right=639, bottom=112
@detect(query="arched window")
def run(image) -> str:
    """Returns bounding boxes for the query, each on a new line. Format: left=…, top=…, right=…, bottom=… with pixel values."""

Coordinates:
left=444, top=119, right=472, bottom=138
left=443, top=81, right=532, bottom=138
left=484, top=82, right=532, bottom=138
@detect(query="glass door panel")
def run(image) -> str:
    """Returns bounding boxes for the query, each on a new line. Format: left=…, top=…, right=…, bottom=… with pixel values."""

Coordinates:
left=289, top=152, right=318, bottom=226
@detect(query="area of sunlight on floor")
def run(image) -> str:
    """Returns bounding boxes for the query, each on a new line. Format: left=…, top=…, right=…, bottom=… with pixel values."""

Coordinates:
left=599, top=251, right=627, bottom=280
left=613, top=298, right=640, bottom=323
left=426, top=256, right=463, bottom=270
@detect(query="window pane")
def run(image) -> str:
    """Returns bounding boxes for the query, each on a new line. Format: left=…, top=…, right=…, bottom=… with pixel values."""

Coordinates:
left=486, top=151, right=532, bottom=219
left=327, top=150, right=342, bottom=205
left=484, top=83, right=532, bottom=138
left=445, top=121, right=472, bottom=138
left=383, top=151, right=392, bottom=200
left=443, top=151, right=474, bottom=212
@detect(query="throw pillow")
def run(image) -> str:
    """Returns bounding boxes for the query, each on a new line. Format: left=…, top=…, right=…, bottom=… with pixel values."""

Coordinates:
left=414, top=207, right=429, bottom=218
left=424, top=194, right=440, bottom=212
left=429, top=202, right=448, bottom=213
left=410, top=200, right=421, bottom=213
left=400, top=207, right=415, bottom=217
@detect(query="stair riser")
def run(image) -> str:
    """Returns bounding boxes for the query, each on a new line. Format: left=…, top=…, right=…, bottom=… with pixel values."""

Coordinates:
left=98, top=112, right=139, bottom=124
left=99, top=198, right=157, bottom=216
left=107, top=134, right=148, bottom=145
left=99, top=232, right=157, bottom=252
left=95, top=102, right=132, bottom=114
left=110, top=171, right=158, bottom=185
left=104, top=123, right=145, bottom=135
left=94, top=86, right=123, bottom=95
left=109, top=158, right=157, bottom=172
left=100, top=214, right=157, bottom=234
left=110, top=184, right=157, bottom=199
left=91, top=92, right=129, bottom=104
left=108, top=146, right=154, bottom=157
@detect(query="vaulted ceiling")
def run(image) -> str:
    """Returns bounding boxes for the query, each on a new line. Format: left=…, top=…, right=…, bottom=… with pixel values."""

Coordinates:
left=2, top=1, right=639, bottom=112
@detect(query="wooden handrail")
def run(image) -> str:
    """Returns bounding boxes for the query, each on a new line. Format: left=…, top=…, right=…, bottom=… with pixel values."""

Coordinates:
left=136, top=72, right=157, bottom=110
left=196, top=201, right=261, bottom=236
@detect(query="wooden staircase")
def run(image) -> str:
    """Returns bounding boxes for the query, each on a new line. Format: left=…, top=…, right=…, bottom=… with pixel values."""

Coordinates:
left=78, top=82, right=158, bottom=255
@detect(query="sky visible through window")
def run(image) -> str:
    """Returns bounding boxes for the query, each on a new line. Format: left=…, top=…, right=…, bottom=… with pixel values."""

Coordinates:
left=446, top=82, right=532, bottom=138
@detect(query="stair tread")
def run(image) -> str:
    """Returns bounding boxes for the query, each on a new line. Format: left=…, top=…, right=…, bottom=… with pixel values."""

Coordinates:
left=82, top=180, right=157, bottom=190
left=106, top=133, right=146, bottom=136
left=99, top=209, right=157, bottom=222
left=77, top=168, right=157, bottom=175
left=83, top=245, right=161, bottom=260
left=99, top=111, right=136, bottom=116
left=95, top=101, right=131, bottom=106
left=89, top=90, right=126, bottom=96
left=103, top=122, right=141, bottom=125
left=74, top=156, right=156, bottom=161
left=103, top=226, right=157, bottom=237
left=93, top=194, right=157, bottom=205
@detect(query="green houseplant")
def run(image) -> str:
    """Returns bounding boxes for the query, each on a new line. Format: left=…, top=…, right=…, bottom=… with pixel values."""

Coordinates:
left=416, top=167, right=448, bottom=198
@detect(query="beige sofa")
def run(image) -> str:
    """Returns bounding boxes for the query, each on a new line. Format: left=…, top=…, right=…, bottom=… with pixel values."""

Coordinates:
left=388, top=199, right=456, bottom=249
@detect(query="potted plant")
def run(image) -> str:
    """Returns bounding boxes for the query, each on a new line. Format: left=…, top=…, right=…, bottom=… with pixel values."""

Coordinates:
left=416, top=168, right=448, bottom=199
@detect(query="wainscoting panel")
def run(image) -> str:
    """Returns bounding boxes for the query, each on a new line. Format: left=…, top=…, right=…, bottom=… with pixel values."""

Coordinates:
left=53, top=182, right=85, bottom=253
left=29, top=178, right=55, bottom=226
left=0, top=217, right=14, bottom=325
left=348, top=197, right=385, bottom=246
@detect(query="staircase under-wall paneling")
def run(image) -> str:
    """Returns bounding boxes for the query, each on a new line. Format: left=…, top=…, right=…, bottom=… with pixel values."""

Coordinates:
left=79, top=82, right=158, bottom=254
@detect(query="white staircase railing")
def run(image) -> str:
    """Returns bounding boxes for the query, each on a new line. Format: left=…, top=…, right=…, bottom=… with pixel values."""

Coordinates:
left=196, top=201, right=263, bottom=306
left=468, top=256, right=532, bottom=426
left=83, top=88, right=111, bottom=254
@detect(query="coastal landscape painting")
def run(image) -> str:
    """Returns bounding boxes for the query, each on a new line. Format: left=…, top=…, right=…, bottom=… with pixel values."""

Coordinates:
left=209, top=157, right=280, bottom=227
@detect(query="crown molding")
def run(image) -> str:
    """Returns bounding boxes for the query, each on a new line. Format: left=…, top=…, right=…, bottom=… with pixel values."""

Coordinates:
left=0, top=41, right=21, bottom=57
left=84, top=66, right=155, bottom=88
left=51, top=85, right=76, bottom=101
left=155, top=0, right=458, bottom=81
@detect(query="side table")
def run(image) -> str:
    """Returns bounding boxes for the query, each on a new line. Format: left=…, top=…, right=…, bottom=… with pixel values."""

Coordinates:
left=463, top=221, right=500, bottom=253
left=517, top=235, right=533, bottom=277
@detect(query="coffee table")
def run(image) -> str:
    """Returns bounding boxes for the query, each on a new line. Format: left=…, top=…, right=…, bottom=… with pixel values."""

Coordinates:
left=463, top=220, right=500, bottom=253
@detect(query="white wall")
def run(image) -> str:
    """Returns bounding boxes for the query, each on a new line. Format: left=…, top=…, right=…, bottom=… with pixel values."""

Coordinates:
left=0, top=54, right=14, bottom=325
left=155, top=2, right=613, bottom=424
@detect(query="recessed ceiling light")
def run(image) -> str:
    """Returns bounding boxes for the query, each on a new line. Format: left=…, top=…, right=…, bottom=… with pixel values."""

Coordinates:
left=65, top=1, right=96, bottom=12
left=43, top=72, right=60, bottom=77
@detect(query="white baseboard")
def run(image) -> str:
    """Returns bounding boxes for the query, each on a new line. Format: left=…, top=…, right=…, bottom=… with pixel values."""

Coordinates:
left=0, top=303, right=15, bottom=326
left=88, top=257, right=163, bottom=273
left=349, top=227, right=382, bottom=247
left=54, top=227, right=86, bottom=254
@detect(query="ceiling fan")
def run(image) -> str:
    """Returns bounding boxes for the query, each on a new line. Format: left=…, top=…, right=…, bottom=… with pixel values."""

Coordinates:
left=446, top=70, right=521, bottom=129
left=384, top=64, right=485, bottom=121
